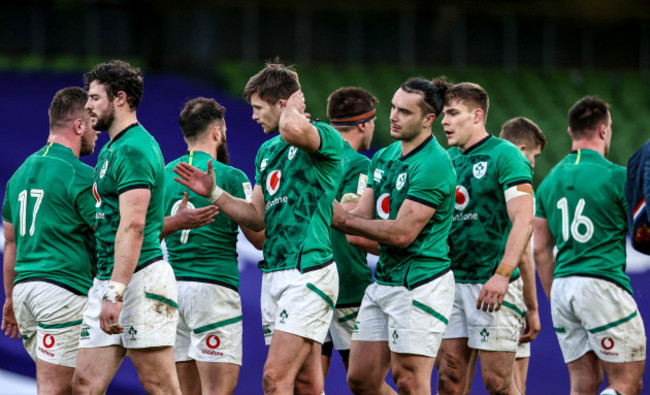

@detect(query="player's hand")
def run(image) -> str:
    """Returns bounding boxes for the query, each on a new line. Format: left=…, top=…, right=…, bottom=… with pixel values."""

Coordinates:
left=477, top=274, right=509, bottom=312
left=173, top=160, right=217, bottom=199
left=175, top=192, right=219, bottom=229
left=100, top=301, right=124, bottom=335
left=331, top=200, right=346, bottom=228
left=519, top=308, right=541, bottom=343
left=1, top=298, right=20, bottom=339
left=285, top=89, right=307, bottom=115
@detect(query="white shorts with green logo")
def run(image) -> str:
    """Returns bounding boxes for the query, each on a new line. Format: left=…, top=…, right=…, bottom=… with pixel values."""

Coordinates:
left=324, top=306, right=360, bottom=351
left=79, top=260, right=178, bottom=349
left=551, top=276, right=646, bottom=363
left=443, top=278, right=525, bottom=353
left=174, top=281, right=242, bottom=365
left=13, top=281, right=87, bottom=367
left=352, top=271, right=455, bottom=357
left=260, top=263, right=339, bottom=345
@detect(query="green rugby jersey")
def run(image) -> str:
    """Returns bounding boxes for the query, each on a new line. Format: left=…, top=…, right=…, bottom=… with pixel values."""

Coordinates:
left=164, top=151, right=252, bottom=290
left=254, top=121, right=343, bottom=273
left=367, top=135, right=456, bottom=289
left=93, top=123, right=165, bottom=280
left=2, top=143, right=96, bottom=294
left=536, top=149, right=631, bottom=294
left=331, top=142, right=373, bottom=306
left=448, top=135, right=532, bottom=283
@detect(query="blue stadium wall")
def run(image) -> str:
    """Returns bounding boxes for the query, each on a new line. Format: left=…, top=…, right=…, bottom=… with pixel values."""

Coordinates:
left=0, top=72, right=648, bottom=394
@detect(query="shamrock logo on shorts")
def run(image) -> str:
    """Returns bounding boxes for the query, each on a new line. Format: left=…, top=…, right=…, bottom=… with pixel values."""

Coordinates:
left=480, top=328, right=489, bottom=342
left=279, top=310, right=289, bottom=324
left=392, top=330, right=399, bottom=344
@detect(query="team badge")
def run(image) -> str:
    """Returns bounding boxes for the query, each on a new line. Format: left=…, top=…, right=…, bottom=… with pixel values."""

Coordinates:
left=288, top=146, right=297, bottom=160
left=373, top=168, right=384, bottom=182
left=266, top=170, right=282, bottom=196
left=455, top=185, right=470, bottom=211
left=473, top=161, right=487, bottom=179
left=396, top=173, right=407, bottom=191
left=99, top=160, right=109, bottom=179
left=377, top=193, right=390, bottom=219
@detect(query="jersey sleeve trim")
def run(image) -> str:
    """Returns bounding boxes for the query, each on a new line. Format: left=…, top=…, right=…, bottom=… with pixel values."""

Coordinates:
left=118, top=183, right=151, bottom=194
left=505, top=179, right=532, bottom=188
left=317, top=127, right=323, bottom=151
left=406, top=195, right=438, bottom=209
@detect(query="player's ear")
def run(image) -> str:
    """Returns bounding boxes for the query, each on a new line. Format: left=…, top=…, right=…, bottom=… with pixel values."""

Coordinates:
left=73, top=118, right=83, bottom=134
left=423, top=113, right=436, bottom=128
left=567, top=127, right=573, bottom=137
left=276, top=99, right=287, bottom=109
left=114, top=91, right=127, bottom=106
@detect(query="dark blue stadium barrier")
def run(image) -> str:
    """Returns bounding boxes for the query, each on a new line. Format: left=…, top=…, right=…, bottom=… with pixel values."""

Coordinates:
left=0, top=72, right=649, bottom=394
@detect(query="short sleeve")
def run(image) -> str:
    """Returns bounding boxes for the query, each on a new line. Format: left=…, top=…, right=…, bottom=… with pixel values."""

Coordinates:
left=113, top=145, right=158, bottom=193
left=312, top=123, right=343, bottom=162
left=228, top=169, right=253, bottom=202
left=2, top=185, right=11, bottom=223
left=366, top=156, right=378, bottom=191
left=339, top=157, right=370, bottom=197
left=406, top=155, right=455, bottom=209
left=497, top=145, right=533, bottom=190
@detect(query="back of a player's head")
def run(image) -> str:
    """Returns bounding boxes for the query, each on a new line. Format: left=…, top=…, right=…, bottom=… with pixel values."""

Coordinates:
left=568, top=96, right=610, bottom=139
left=500, top=117, right=547, bottom=150
left=327, top=87, right=378, bottom=131
left=179, top=97, right=226, bottom=142
left=84, top=60, right=143, bottom=110
left=445, top=82, right=489, bottom=118
left=400, top=77, right=449, bottom=117
left=49, top=87, right=88, bottom=130
left=243, top=62, right=300, bottom=104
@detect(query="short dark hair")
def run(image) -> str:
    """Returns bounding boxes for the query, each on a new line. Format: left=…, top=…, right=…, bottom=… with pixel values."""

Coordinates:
left=327, top=87, right=378, bottom=129
left=500, top=117, right=547, bottom=150
left=84, top=60, right=143, bottom=110
left=243, top=62, right=300, bottom=104
left=179, top=97, right=226, bottom=142
left=400, top=77, right=450, bottom=116
left=445, top=82, right=490, bottom=119
left=568, top=96, right=610, bottom=139
left=49, top=87, right=88, bottom=129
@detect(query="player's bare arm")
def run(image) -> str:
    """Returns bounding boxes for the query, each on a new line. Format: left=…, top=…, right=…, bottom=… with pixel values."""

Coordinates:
left=1, top=221, right=19, bottom=339
left=160, top=192, right=219, bottom=240
left=477, top=190, right=534, bottom=312
left=533, top=217, right=555, bottom=300
left=100, top=188, right=150, bottom=335
left=340, top=198, right=379, bottom=255
left=518, top=239, right=541, bottom=343
left=278, top=90, right=321, bottom=153
left=333, top=197, right=435, bottom=248
left=241, top=225, right=265, bottom=250
left=173, top=160, right=265, bottom=231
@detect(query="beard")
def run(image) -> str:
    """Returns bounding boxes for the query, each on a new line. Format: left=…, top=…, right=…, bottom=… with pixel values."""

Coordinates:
left=217, top=140, right=230, bottom=165
left=393, top=123, right=421, bottom=142
left=93, top=103, right=115, bottom=131
left=80, top=132, right=96, bottom=157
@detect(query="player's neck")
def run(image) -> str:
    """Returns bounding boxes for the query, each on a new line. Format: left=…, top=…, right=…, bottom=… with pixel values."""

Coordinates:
left=47, top=132, right=80, bottom=158
left=186, top=141, right=217, bottom=160
left=342, top=133, right=362, bottom=152
left=459, top=128, right=489, bottom=152
left=107, top=112, right=138, bottom=140
left=571, top=139, right=605, bottom=156
left=401, top=129, right=432, bottom=156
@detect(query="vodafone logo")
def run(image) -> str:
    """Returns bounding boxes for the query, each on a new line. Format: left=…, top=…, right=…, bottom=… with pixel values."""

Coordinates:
left=206, top=335, right=221, bottom=349
left=93, top=182, right=102, bottom=208
left=266, top=170, right=282, bottom=196
left=455, top=185, right=469, bottom=211
left=377, top=193, right=390, bottom=219
left=601, top=337, right=615, bottom=350
left=43, top=334, right=55, bottom=349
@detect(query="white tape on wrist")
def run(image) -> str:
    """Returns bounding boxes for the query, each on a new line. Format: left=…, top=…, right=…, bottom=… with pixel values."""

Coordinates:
left=103, top=280, right=126, bottom=303
left=208, top=184, right=224, bottom=203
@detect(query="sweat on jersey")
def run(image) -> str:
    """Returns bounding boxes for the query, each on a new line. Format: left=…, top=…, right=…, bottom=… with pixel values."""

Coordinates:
left=164, top=150, right=252, bottom=291
left=2, top=143, right=96, bottom=295
left=331, top=141, right=373, bottom=306
left=93, top=123, right=165, bottom=280
left=254, top=121, right=343, bottom=273
left=536, top=149, right=632, bottom=294
left=447, top=135, right=532, bottom=283
left=367, top=135, right=456, bottom=289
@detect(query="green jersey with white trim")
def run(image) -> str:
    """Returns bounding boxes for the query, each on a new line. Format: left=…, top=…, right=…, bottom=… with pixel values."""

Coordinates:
left=366, top=135, right=456, bottom=288
left=254, top=121, right=343, bottom=273
left=164, top=151, right=252, bottom=289
left=2, top=143, right=95, bottom=294
left=93, top=124, right=165, bottom=280
left=536, top=149, right=631, bottom=294
left=331, top=142, right=373, bottom=306
left=448, top=135, right=532, bottom=283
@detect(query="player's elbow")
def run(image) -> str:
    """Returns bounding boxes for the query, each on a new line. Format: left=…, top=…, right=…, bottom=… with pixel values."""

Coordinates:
left=123, top=220, right=146, bottom=237
left=392, top=233, right=415, bottom=249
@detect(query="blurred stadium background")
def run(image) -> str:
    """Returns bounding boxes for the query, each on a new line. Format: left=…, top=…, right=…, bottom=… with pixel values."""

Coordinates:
left=0, top=1, right=649, bottom=393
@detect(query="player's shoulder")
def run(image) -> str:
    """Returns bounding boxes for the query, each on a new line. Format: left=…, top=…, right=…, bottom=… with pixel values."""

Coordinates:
left=372, top=141, right=401, bottom=161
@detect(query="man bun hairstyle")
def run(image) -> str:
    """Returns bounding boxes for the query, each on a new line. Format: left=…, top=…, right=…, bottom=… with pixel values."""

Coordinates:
left=401, top=77, right=450, bottom=116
